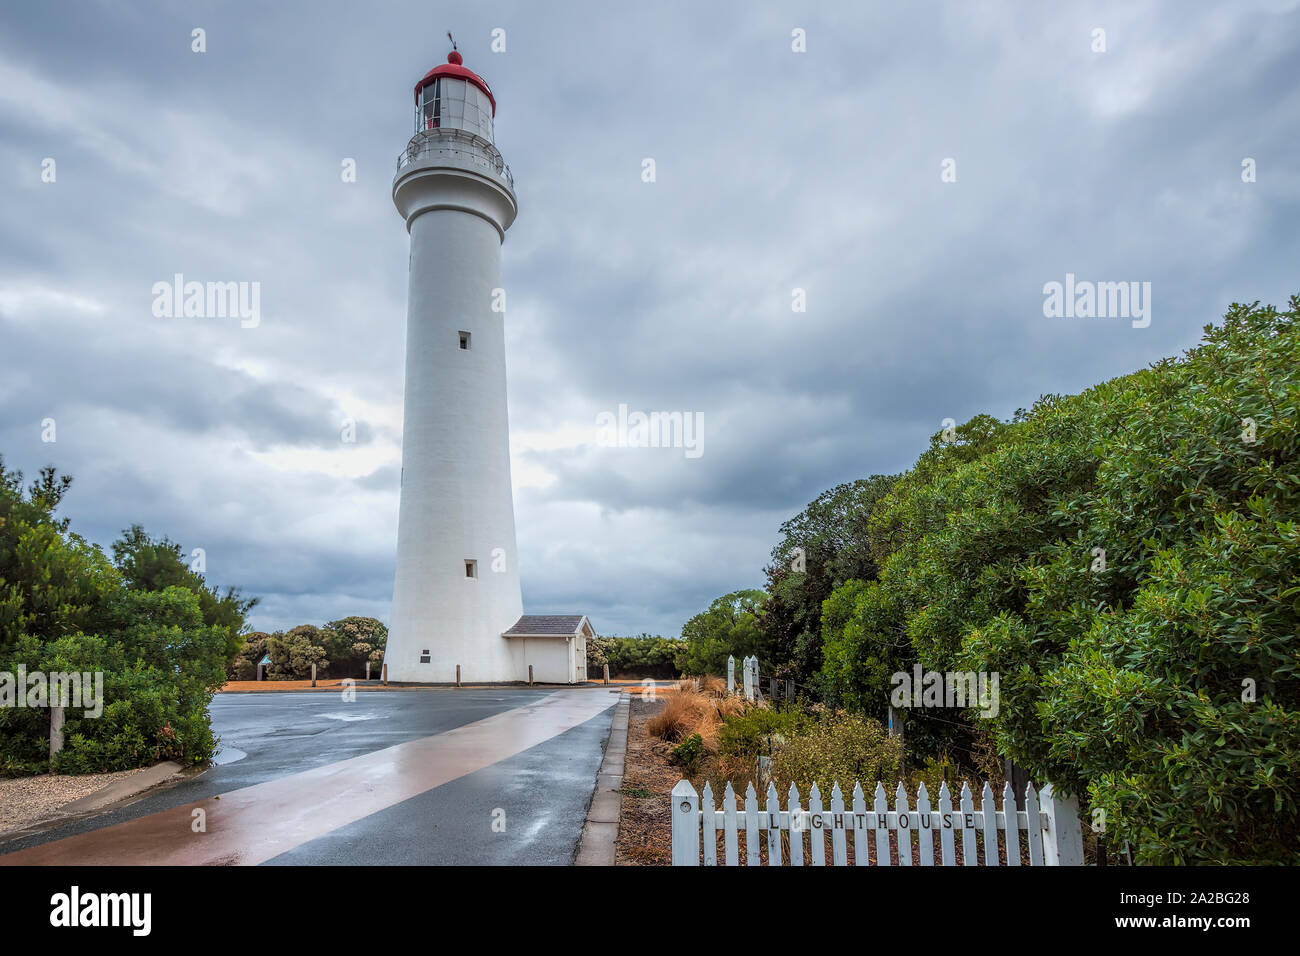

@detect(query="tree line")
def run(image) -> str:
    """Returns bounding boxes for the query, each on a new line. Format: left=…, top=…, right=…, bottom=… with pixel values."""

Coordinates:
left=229, top=617, right=387, bottom=681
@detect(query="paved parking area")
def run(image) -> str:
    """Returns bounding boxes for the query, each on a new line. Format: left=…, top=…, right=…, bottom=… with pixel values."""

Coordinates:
left=0, top=688, right=620, bottom=865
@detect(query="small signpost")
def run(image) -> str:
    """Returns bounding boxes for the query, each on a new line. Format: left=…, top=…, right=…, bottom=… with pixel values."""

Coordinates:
left=49, top=706, right=65, bottom=762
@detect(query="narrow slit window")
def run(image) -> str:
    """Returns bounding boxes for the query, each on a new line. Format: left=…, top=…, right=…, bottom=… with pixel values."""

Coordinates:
left=459, top=330, right=471, bottom=350
left=465, top=559, right=477, bottom=578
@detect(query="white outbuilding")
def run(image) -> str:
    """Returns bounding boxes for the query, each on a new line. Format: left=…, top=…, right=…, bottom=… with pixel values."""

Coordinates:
left=502, top=615, right=592, bottom=685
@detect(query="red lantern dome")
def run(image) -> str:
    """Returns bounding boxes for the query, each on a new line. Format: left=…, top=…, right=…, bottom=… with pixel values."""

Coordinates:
left=414, top=51, right=496, bottom=116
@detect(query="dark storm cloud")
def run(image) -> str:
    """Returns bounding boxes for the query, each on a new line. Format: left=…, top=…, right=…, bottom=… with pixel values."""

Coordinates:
left=1, top=0, right=1298, bottom=638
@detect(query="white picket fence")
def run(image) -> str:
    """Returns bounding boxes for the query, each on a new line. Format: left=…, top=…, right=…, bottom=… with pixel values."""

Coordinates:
left=671, top=778, right=1083, bottom=866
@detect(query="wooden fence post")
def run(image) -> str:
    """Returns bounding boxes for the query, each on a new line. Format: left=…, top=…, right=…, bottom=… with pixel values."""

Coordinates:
left=603, top=663, right=609, bottom=685
left=1041, top=784, right=1084, bottom=866
left=382, top=663, right=387, bottom=685
left=528, top=664, right=534, bottom=686
left=49, top=706, right=65, bottom=763
left=366, top=661, right=371, bottom=680
left=1004, top=758, right=1030, bottom=810
left=671, top=780, right=700, bottom=866
left=726, top=655, right=735, bottom=695
left=455, top=664, right=461, bottom=687
left=311, top=662, right=317, bottom=688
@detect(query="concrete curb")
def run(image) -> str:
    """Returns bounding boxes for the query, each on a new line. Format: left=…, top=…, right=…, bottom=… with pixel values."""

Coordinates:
left=574, top=692, right=629, bottom=866
left=59, top=760, right=186, bottom=816
left=0, top=760, right=186, bottom=845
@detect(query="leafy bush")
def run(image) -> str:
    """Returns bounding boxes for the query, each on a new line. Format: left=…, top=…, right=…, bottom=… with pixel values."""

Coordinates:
left=817, top=297, right=1300, bottom=863
left=266, top=626, right=328, bottom=680
left=320, top=616, right=387, bottom=678
left=717, top=706, right=808, bottom=759
left=587, top=634, right=685, bottom=679
left=671, top=733, right=704, bottom=773
left=0, top=462, right=247, bottom=774
left=769, top=710, right=903, bottom=796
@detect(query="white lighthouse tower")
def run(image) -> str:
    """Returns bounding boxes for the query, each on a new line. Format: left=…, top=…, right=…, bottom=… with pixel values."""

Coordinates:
left=387, top=46, right=522, bottom=683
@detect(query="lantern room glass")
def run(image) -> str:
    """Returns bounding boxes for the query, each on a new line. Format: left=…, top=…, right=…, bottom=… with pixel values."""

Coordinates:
left=416, top=77, right=494, bottom=142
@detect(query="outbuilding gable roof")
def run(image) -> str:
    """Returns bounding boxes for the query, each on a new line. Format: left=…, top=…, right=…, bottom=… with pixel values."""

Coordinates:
left=502, top=615, right=591, bottom=637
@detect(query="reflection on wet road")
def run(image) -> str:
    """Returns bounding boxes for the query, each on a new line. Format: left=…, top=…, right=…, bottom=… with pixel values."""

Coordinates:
left=0, top=688, right=619, bottom=866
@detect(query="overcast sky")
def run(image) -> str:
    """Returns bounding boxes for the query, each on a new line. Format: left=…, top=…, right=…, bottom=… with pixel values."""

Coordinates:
left=1, top=0, right=1297, bottom=638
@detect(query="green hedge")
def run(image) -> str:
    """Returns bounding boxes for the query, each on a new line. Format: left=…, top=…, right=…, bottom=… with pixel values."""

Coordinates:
left=819, top=297, right=1300, bottom=863
left=0, top=463, right=243, bottom=775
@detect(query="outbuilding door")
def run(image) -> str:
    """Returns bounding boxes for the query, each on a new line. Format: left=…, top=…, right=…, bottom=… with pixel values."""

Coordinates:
left=574, top=634, right=586, bottom=684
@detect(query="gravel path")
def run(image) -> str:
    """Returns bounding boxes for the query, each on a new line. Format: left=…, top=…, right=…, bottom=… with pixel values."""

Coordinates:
left=0, top=768, right=146, bottom=834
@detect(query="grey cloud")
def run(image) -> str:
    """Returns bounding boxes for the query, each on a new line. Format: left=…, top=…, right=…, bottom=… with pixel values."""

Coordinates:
left=1, top=0, right=1297, bottom=639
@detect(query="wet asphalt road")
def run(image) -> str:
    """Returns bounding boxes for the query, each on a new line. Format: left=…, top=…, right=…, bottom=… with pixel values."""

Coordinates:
left=0, top=688, right=619, bottom=865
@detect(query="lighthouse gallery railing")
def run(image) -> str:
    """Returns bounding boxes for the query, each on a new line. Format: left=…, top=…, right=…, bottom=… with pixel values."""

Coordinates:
left=396, top=128, right=514, bottom=192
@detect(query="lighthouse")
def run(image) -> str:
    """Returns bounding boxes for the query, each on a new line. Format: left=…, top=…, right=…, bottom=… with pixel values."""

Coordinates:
left=387, top=47, right=523, bottom=683
left=387, top=45, right=592, bottom=685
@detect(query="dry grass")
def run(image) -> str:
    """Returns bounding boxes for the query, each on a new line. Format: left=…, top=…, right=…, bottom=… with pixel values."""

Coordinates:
left=645, top=680, right=747, bottom=750
left=699, top=675, right=727, bottom=698
left=646, top=685, right=712, bottom=742
left=620, top=687, right=1036, bottom=866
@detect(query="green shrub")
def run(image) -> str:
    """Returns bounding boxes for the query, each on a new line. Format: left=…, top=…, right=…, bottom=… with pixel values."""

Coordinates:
left=266, top=626, right=327, bottom=680
left=320, top=616, right=387, bottom=678
left=769, top=710, right=903, bottom=795
left=587, top=634, right=685, bottom=679
left=817, top=297, right=1300, bottom=863
left=717, top=706, right=808, bottom=759
left=0, top=459, right=248, bottom=774
left=671, top=733, right=705, bottom=773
